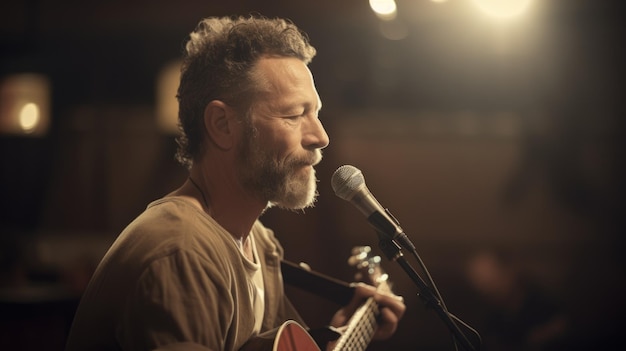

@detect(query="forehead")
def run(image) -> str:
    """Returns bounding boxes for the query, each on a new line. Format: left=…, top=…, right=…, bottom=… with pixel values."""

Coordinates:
left=251, top=56, right=321, bottom=106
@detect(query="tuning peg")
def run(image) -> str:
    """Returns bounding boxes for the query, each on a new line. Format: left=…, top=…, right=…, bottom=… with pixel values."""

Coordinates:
left=348, top=246, right=372, bottom=267
left=351, top=246, right=371, bottom=256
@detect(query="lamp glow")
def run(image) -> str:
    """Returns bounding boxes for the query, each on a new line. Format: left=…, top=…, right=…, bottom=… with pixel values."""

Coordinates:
left=156, top=60, right=182, bottom=134
left=19, top=102, right=40, bottom=132
left=0, top=73, right=50, bottom=136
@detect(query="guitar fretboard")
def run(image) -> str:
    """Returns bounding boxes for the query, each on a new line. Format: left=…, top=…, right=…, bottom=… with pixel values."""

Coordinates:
left=332, top=296, right=379, bottom=351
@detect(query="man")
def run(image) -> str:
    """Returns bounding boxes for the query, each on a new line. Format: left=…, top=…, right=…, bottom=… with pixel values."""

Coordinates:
left=65, top=15, right=405, bottom=351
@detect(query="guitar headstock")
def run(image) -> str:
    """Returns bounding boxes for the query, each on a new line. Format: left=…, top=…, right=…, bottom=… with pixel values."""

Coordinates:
left=348, top=246, right=392, bottom=293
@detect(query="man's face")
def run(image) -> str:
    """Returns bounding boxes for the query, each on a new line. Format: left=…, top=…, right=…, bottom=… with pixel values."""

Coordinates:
left=236, top=56, right=329, bottom=210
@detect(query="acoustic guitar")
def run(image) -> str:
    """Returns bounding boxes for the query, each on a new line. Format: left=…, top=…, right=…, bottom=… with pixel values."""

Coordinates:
left=240, top=246, right=392, bottom=351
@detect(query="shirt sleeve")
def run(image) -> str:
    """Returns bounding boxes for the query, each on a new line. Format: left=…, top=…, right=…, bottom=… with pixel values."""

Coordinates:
left=115, top=250, right=236, bottom=351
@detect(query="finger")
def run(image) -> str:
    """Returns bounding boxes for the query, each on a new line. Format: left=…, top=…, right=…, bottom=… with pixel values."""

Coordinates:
left=352, top=282, right=406, bottom=319
left=350, top=282, right=377, bottom=297
left=343, top=283, right=373, bottom=312
left=373, top=292, right=406, bottom=319
left=373, top=307, right=400, bottom=340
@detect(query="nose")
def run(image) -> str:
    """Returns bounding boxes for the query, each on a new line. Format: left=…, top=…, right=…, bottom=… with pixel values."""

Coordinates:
left=303, top=115, right=330, bottom=150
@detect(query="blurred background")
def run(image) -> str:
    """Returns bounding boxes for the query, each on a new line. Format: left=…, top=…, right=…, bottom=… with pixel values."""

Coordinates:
left=1, top=0, right=624, bottom=350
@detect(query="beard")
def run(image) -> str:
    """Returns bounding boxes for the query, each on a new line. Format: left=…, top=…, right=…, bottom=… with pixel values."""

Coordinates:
left=236, top=123, right=322, bottom=210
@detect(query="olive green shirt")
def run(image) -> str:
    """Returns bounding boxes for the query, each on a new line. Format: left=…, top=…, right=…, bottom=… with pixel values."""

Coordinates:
left=65, top=197, right=304, bottom=351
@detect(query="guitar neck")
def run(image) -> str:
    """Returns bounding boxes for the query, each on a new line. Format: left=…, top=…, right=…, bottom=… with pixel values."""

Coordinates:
left=329, top=246, right=393, bottom=351
left=331, top=296, right=379, bottom=351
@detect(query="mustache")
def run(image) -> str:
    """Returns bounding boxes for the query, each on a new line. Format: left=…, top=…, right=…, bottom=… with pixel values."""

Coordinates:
left=310, top=149, right=323, bottom=166
left=284, top=149, right=323, bottom=169
left=301, top=149, right=323, bottom=166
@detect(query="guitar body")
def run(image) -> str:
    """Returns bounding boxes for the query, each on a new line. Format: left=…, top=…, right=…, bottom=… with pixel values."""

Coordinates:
left=241, top=247, right=389, bottom=351
left=240, top=320, right=321, bottom=351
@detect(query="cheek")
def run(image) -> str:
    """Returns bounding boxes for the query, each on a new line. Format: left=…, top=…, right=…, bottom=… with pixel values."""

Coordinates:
left=258, top=128, right=301, bottom=158
left=251, top=114, right=307, bottom=153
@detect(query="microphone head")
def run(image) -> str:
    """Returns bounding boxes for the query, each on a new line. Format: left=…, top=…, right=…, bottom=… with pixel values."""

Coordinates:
left=331, top=165, right=365, bottom=200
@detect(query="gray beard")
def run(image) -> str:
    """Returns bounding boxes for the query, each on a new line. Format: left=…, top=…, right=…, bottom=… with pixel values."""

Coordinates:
left=236, top=125, right=320, bottom=210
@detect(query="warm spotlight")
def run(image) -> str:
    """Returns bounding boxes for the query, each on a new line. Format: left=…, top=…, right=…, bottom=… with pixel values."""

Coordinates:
left=370, top=0, right=398, bottom=21
left=471, top=0, right=533, bottom=19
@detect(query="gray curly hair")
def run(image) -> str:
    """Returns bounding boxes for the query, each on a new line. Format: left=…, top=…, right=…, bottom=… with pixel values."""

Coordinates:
left=175, top=15, right=317, bottom=169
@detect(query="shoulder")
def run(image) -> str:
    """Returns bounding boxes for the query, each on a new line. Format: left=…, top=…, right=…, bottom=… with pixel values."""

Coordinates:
left=111, top=197, right=239, bottom=269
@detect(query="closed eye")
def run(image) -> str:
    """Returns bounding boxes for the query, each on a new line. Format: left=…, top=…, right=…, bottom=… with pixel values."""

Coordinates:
left=281, top=106, right=320, bottom=122
left=283, top=112, right=306, bottom=121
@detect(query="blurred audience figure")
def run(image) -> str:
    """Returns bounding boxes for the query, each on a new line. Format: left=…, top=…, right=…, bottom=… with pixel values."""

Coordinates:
left=465, top=250, right=569, bottom=351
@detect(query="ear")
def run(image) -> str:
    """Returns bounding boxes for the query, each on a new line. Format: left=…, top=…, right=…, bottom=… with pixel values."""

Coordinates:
left=203, top=100, right=239, bottom=150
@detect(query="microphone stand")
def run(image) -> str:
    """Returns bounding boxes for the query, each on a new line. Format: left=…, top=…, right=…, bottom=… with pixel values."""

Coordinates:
left=376, top=234, right=478, bottom=351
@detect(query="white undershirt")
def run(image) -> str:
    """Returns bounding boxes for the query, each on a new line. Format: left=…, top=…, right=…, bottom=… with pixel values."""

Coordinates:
left=237, top=233, right=265, bottom=335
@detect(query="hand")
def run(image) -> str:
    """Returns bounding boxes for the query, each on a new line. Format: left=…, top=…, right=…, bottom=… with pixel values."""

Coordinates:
left=329, top=282, right=406, bottom=341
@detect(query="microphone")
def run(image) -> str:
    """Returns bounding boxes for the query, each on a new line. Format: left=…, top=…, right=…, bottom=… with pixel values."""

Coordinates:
left=331, top=165, right=416, bottom=252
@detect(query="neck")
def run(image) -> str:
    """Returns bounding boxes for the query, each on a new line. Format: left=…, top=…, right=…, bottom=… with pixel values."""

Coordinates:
left=188, top=176, right=209, bottom=209
left=185, top=163, right=266, bottom=242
